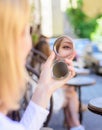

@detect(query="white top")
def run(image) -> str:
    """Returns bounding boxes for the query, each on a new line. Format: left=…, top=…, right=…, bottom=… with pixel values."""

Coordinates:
left=0, top=101, right=49, bottom=130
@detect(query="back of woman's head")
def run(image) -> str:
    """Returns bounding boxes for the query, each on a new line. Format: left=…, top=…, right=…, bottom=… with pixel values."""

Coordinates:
left=0, top=0, right=29, bottom=111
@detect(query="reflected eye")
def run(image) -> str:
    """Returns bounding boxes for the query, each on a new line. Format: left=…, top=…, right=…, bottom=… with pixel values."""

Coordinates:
left=62, top=46, right=71, bottom=49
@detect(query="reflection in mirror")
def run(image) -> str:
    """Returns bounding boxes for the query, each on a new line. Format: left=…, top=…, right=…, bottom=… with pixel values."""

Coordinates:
left=53, top=36, right=74, bottom=59
left=52, top=35, right=74, bottom=80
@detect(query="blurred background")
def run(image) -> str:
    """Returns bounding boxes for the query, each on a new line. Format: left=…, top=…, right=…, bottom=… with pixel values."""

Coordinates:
left=29, top=0, right=102, bottom=130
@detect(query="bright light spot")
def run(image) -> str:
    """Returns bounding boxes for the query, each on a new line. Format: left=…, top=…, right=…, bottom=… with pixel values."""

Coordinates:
left=60, top=0, right=68, bottom=12
left=41, top=0, right=52, bottom=37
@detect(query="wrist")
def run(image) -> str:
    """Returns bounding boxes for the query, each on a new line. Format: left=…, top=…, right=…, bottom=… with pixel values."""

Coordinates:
left=31, top=84, right=53, bottom=109
left=37, top=81, right=55, bottom=94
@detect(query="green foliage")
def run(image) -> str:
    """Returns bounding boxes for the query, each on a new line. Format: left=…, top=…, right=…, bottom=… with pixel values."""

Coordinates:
left=66, top=0, right=101, bottom=39
left=32, top=33, right=39, bottom=46
left=91, top=17, right=102, bottom=41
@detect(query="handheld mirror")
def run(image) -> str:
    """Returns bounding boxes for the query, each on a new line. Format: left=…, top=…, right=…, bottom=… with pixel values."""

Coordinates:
left=52, top=35, right=74, bottom=80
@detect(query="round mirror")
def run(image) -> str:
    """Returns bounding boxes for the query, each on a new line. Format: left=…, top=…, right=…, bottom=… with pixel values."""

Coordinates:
left=53, top=35, right=74, bottom=59
left=52, top=35, right=75, bottom=80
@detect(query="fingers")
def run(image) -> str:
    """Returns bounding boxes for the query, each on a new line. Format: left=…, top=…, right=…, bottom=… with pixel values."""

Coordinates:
left=63, top=59, right=75, bottom=79
left=70, top=51, right=76, bottom=60
left=61, top=66, right=75, bottom=85
left=68, top=66, right=75, bottom=78
left=45, top=51, right=55, bottom=66
left=65, top=58, right=73, bottom=66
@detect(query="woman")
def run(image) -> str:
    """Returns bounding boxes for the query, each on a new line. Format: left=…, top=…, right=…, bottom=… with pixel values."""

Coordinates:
left=0, top=1, right=75, bottom=130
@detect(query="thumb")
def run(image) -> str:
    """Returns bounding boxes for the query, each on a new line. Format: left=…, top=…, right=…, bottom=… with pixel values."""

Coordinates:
left=46, top=51, right=55, bottom=65
left=70, top=51, right=76, bottom=60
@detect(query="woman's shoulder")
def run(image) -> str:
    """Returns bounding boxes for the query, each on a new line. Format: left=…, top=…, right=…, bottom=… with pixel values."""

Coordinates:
left=0, top=113, right=24, bottom=130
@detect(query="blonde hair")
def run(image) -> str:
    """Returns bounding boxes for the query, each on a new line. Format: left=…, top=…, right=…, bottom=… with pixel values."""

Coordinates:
left=0, top=0, right=30, bottom=111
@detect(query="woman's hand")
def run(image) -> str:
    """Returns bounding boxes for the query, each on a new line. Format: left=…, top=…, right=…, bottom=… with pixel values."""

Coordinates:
left=38, top=51, right=75, bottom=92
left=32, top=51, right=75, bottom=108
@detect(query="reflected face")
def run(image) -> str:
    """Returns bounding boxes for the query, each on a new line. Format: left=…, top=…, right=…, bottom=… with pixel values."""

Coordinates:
left=54, top=36, right=74, bottom=59
left=58, top=38, right=73, bottom=58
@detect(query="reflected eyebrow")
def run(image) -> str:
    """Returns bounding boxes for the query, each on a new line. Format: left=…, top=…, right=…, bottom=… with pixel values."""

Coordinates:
left=62, top=41, right=73, bottom=46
